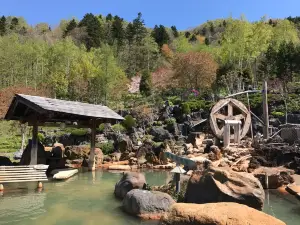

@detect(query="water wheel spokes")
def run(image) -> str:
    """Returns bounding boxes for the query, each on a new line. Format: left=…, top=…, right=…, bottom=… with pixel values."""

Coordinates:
left=210, top=98, right=251, bottom=140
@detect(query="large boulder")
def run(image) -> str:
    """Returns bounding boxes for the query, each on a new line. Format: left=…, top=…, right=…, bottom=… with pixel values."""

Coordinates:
left=20, top=140, right=47, bottom=165
left=116, top=136, right=133, bottom=153
left=65, top=145, right=90, bottom=160
left=0, top=156, right=13, bottom=166
left=159, top=202, right=286, bottom=225
left=114, top=172, right=146, bottom=199
left=64, top=146, right=103, bottom=167
left=150, top=127, right=173, bottom=142
left=184, top=167, right=265, bottom=210
left=123, top=189, right=175, bottom=220
left=94, top=148, right=103, bottom=166
left=13, top=149, right=23, bottom=160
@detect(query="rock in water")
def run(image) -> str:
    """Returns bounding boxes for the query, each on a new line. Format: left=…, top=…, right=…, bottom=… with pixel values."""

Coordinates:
left=109, top=165, right=131, bottom=170
left=114, top=172, right=146, bottom=199
left=184, top=167, right=265, bottom=210
left=20, top=140, right=47, bottom=165
left=0, top=156, right=13, bottom=166
left=123, top=189, right=175, bottom=220
left=13, top=149, right=23, bottom=160
left=159, top=203, right=286, bottom=225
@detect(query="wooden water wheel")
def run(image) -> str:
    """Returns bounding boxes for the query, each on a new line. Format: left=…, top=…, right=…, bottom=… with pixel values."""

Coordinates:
left=209, top=98, right=251, bottom=139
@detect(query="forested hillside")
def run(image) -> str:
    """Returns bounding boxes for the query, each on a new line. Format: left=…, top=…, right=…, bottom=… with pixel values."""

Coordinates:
left=1, top=13, right=300, bottom=115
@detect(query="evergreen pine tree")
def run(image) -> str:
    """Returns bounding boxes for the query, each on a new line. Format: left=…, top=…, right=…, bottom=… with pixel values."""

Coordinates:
left=0, top=16, right=7, bottom=36
left=205, top=37, right=210, bottom=45
left=185, top=31, right=191, bottom=38
left=79, top=13, right=102, bottom=50
left=209, top=22, right=215, bottom=33
left=112, top=16, right=125, bottom=50
left=106, top=13, right=113, bottom=21
left=140, top=70, right=152, bottom=96
left=171, top=25, right=179, bottom=38
left=189, top=34, right=197, bottom=43
left=132, top=12, right=147, bottom=44
left=126, top=22, right=135, bottom=45
left=10, top=17, right=18, bottom=30
left=151, top=25, right=170, bottom=47
left=63, top=19, right=77, bottom=38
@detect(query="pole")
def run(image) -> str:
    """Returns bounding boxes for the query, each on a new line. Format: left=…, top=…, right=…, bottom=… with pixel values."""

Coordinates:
left=30, top=120, right=38, bottom=165
left=246, top=92, right=254, bottom=140
left=175, top=173, right=181, bottom=193
left=88, top=118, right=96, bottom=171
left=262, top=81, right=269, bottom=139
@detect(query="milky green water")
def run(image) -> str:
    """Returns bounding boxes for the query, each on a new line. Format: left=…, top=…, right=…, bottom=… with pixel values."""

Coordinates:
left=0, top=170, right=299, bottom=225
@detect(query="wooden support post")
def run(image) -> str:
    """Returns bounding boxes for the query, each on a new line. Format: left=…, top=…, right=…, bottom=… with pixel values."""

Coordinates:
left=263, top=81, right=269, bottom=139
left=37, top=181, right=43, bottom=189
left=223, top=123, right=230, bottom=148
left=174, top=173, right=181, bottom=193
left=30, top=120, right=38, bottom=165
left=88, top=118, right=96, bottom=171
left=246, top=92, right=254, bottom=140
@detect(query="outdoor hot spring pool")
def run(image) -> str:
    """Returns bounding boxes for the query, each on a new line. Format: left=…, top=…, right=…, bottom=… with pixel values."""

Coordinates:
left=0, top=170, right=299, bottom=225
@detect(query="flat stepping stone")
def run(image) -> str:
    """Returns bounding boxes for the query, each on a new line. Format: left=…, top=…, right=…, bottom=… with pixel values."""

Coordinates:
left=52, top=169, right=78, bottom=180
left=108, top=165, right=131, bottom=170
left=286, top=185, right=300, bottom=195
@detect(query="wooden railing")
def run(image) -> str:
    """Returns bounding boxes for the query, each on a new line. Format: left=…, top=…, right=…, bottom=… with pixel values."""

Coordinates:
left=0, top=165, right=48, bottom=183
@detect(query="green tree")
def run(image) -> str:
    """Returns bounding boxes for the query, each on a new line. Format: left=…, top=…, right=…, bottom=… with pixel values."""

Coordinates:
left=126, top=22, right=135, bottom=45
left=132, top=12, right=147, bottom=44
left=171, top=34, right=193, bottom=53
left=78, top=13, right=102, bottom=50
left=0, top=16, right=7, bottom=36
left=63, top=19, right=77, bottom=38
left=106, top=13, right=113, bottom=21
left=171, top=25, right=179, bottom=38
left=9, top=17, right=18, bottom=31
left=140, top=70, right=152, bottom=96
left=276, top=42, right=300, bottom=91
left=151, top=25, right=170, bottom=47
left=189, top=34, right=197, bottom=43
left=112, top=15, right=125, bottom=51
left=271, top=19, right=299, bottom=50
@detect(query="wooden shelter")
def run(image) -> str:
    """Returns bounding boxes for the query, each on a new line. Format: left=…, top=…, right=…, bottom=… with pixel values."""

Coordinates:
left=4, top=94, right=124, bottom=170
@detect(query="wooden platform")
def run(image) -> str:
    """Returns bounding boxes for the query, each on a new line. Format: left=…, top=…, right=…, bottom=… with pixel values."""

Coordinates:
left=0, top=165, right=49, bottom=183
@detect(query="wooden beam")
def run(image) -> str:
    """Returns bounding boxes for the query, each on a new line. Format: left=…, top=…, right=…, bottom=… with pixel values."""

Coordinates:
left=30, top=119, right=38, bottom=165
left=224, top=90, right=261, bottom=99
left=88, top=118, right=96, bottom=171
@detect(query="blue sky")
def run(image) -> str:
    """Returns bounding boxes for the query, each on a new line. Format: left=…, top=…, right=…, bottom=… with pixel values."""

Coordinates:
left=1, top=0, right=299, bottom=30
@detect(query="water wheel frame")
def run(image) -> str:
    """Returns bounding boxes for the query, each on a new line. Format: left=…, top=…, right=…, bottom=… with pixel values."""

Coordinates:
left=209, top=98, right=251, bottom=139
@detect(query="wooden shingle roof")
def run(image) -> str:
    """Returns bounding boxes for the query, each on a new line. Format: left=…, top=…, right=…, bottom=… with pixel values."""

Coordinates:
left=5, top=94, right=124, bottom=122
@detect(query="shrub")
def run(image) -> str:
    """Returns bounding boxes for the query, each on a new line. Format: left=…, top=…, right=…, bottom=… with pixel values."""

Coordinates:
left=153, top=121, right=163, bottom=126
left=111, top=123, right=126, bottom=133
left=165, top=118, right=176, bottom=125
left=181, top=103, right=191, bottom=114
left=122, top=115, right=136, bottom=130
left=142, top=135, right=154, bottom=141
left=271, top=111, right=285, bottom=117
left=152, top=141, right=163, bottom=147
left=70, top=128, right=88, bottom=136
left=98, top=123, right=105, bottom=133
left=97, top=141, right=114, bottom=155
left=37, top=133, right=45, bottom=143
